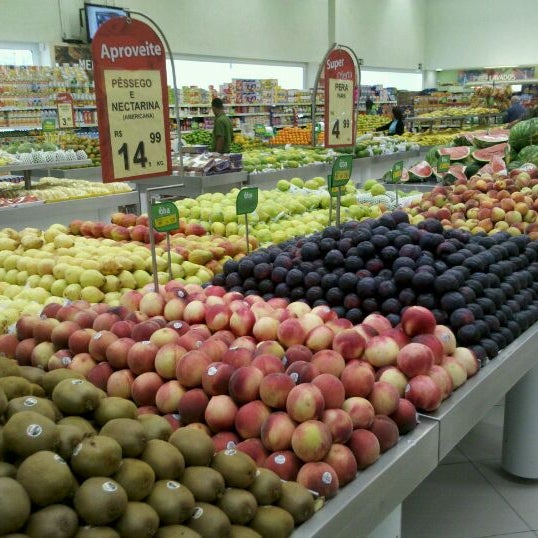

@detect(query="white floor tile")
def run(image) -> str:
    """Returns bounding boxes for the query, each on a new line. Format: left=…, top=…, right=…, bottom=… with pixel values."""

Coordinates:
left=457, top=405, right=505, bottom=463
left=440, top=446, right=468, bottom=465
left=402, top=462, right=531, bottom=538
left=476, top=461, right=538, bottom=531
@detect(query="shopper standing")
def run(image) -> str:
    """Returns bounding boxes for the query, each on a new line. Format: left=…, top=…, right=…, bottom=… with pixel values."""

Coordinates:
left=504, top=95, right=527, bottom=128
left=365, top=97, right=377, bottom=115
left=211, top=97, right=233, bottom=153
left=375, top=106, right=405, bottom=135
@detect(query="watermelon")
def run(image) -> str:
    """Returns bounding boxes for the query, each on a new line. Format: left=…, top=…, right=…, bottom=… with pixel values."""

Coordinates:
left=473, top=133, right=509, bottom=148
left=437, top=146, right=471, bottom=161
left=452, top=133, right=475, bottom=146
left=517, top=145, right=538, bottom=167
left=471, top=142, right=509, bottom=163
left=478, top=155, right=507, bottom=177
left=408, top=161, right=433, bottom=182
left=465, top=161, right=481, bottom=178
left=435, top=163, right=467, bottom=185
left=509, top=118, right=538, bottom=152
left=425, top=146, right=440, bottom=167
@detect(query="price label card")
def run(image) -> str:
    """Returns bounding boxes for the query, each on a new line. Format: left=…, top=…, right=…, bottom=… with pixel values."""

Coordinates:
left=327, top=79, right=354, bottom=146
left=437, top=154, right=450, bottom=173
left=57, top=93, right=75, bottom=129
left=392, top=160, right=404, bottom=183
left=236, top=187, right=259, bottom=215
left=104, top=69, right=168, bottom=180
left=92, top=17, right=172, bottom=182
left=150, top=201, right=179, bottom=232
left=329, top=154, right=353, bottom=189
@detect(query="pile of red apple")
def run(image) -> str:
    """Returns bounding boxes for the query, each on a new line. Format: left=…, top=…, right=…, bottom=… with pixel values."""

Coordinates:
left=407, top=172, right=538, bottom=238
left=2, top=284, right=479, bottom=498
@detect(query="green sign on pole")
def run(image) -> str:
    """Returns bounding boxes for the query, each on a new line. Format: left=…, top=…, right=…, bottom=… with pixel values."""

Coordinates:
left=254, top=124, right=266, bottom=136
left=41, top=118, right=57, bottom=132
left=437, top=154, right=451, bottom=174
left=391, top=160, right=404, bottom=183
left=150, top=201, right=180, bottom=233
left=236, top=187, right=259, bottom=215
left=328, top=154, right=353, bottom=189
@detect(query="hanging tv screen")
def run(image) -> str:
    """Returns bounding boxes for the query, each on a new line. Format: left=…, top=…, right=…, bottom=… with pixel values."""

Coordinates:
left=85, top=3, right=127, bottom=41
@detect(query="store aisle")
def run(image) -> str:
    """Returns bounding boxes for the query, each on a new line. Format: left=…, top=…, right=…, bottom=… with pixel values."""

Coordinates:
left=402, top=403, right=538, bottom=538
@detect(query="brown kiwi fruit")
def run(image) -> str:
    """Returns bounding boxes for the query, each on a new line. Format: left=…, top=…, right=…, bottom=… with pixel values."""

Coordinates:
left=93, top=397, right=138, bottom=426
left=70, top=435, right=123, bottom=478
left=0, top=376, right=33, bottom=400
left=42, top=369, right=85, bottom=395
left=100, top=418, right=147, bottom=457
left=188, top=503, right=231, bottom=538
left=249, top=506, right=294, bottom=538
left=3, top=410, right=59, bottom=458
left=56, top=424, right=86, bottom=461
left=6, top=395, right=60, bottom=422
left=0, top=461, right=16, bottom=478
left=24, top=504, right=79, bottom=538
left=75, top=527, right=120, bottom=537
left=211, top=448, right=257, bottom=489
left=146, top=479, right=195, bottom=525
left=0, top=356, right=20, bottom=377
left=112, top=458, right=155, bottom=501
left=180, top=466, right=225, bottom=503
left=248, top=468, right=282, bottom=505
left=16, top=450, right=75, bottom=506
left=52, top=378, right=102, bottom=416
left=0, top=384, right=7, bottom=415
left=217, top=488, right=258, bottom=525
left=74, top=477, right=128, bottom=526
left=168, top=427, right=214, bottom=466
left=140, top=439, right=185, bottom=480
left=230, top=526, right=262, bottom=538
left=137, top=414, right=173, bottom=441
left=114, top=501, right=159, bottom=538
left=29, top=383, right=46, bottom=398
left=0, top=477, right=32, bottom=535
left=18, top=365, right=45, bottom=386
left=277, top=480, right=315, bottom=524
left=155, top=525, right=201, bottom=538
left=58, top=416, right=97, bottom=436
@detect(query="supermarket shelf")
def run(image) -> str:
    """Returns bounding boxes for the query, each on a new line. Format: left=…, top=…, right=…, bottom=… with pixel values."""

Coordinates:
left=0, top=159, right=92, bottom=174
left=292, top=419, right=439, bottom=538
left=427, top=321, right=538, bottom=460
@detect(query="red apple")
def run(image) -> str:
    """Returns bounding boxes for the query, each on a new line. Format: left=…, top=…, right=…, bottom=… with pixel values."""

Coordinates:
left=396, top=343, right=434, bottom=378
left=304, top=325, right=335, bottom=352
left=405, top=374, right=443, bottom=412
left=340, top=361, right=375, bottom=398
left=427, top=364, right=453, bottom=400
left=228, top=365, right=264, bottom=403
left=364, top=335, right=399, bottom=368
left=321, top=408, right=353, bottom=444
left=286, top=383, right=325, bottom=422
left=331, top=329, right=366, bottom=361
left=222, top=346, right=254, bottom=369
left=311, top=373, right=345, bottom=409
left=131, top=371, right=164, bottom=406
left=175, top=349, right=212, bottom=388
left=452, top=347, right=480, bottom=377
left=433, top=325, right=457, bottom=355
left=154, top=344, right=187, bottom=379
left=177, top=388, right=209, bottom=424
left=311, top=349, right=345, bottom=377
left=368, top=381, right=400, bottom=416
left=229, top=307, right=256, bottom=337
left=252, top=317, right=279, bottom=342
left=282, top=344, right=312, bottom=366
left=390, top=398, right=418, bottom=435
left=347, top=429, right=380, bottom=470
left=291, top=419, right=332, bottom=462
left=205, top=394, right=238, bottom=432
left=285, top=361, right=320, bottom=384
left=369, top=415, right=399, bottom=453
left=107, top=369, right=135, bottom=398
left=323, top=443, right=357, bottom=487
left=263, top=450, right=301, bottom=481
left=251, top=354, right=285, bottom=376
left=296, top=461, right=339, bottom=499
left=260, top=411, right=296, bottom=452
left=236, top=438, right=269, bottom=467
left=342, top=397, right=375, bottom=429
left=201, top=361, right=234, bottom=396
left=401, top=306, right=436, bottom=337
left=441, top=356, right=468, bottom=389
left=259, top=372, right=296, bottom=409
left=277, top=317, right=307, bottom=348
left=412, top=334, right=444, bottom=365
left=234, top=400, right=271, bottom=439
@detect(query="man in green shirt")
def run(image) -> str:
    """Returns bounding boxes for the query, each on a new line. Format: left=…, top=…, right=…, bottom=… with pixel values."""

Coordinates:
left=211, top=97, right=233, bottom=153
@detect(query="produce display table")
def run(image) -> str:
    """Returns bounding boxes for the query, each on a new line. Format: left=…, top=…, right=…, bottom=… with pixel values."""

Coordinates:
left=248, top=163, right=330, bottom=190
left=292, top=323, right=538, bottom=537
left=406, top=113, right=503, bottom=133
left=133, top=171, right=248, bottom=212
left=30, top=165, right=103, bottom=181
left=0, top=191, right=139, bottom=230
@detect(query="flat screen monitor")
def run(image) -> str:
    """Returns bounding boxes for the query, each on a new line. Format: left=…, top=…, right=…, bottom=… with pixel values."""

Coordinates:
left=85, top=3, right=126, bottom=41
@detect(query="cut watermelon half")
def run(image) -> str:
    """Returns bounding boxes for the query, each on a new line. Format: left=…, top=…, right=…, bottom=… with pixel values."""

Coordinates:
left=408, top=161, right=433, bottom=181
left=473, top=133, right=509, bottom=148
left=472, top=142, right=509, bottom=163
left=478, top=155, right=507, bottom=176
left=437, top=146, right=471, bottom=161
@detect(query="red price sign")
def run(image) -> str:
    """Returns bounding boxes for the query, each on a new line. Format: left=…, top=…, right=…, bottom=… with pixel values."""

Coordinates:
left=57, top=92, right=75, bottom=129
left=92, top=17, right=172, bottom=182
left=323, top=49, right=357, bottom=148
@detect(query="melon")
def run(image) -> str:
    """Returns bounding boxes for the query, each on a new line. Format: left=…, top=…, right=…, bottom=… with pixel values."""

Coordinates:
left=473, top=133, right=509, bottom=148
left=408, top=161, right=433, bottom=182
left=517, top=145, right=538, bottom=167
left=437, top=146, right=471, bottom=161
left=452, top=133, right=475, bottom=146
left=478, top=155, right=507, bottom=176
left=509, top=117, right=538, bottom=152
left=471, top=142, right=509, bottom=163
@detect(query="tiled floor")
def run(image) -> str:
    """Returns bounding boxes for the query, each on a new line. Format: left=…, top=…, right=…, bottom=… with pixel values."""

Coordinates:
left=402, top=402, right=538, bottom=538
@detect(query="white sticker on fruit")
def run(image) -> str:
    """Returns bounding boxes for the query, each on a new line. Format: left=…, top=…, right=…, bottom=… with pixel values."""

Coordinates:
left=290, top=372, right=299, bottom=383
left=62, top=357, right=72, bottom=366
left=73, top=443, right=83, bottom=457
left=102, top=481, right=118, bottom=493
left=192, top=507, right=203, bottom=519
left=173, top=322, right=183, bottom=329
left=282, top=356, right=288, bottom=366
left=225, top=447, right=237, bottom=456
left=275, top=455, right=286, bottom=465
left=405, top=383, right=411, bottom=394
left=54, top=454, right=66, bottom=464
left=177, top=290, right=185, bottom=298
left=72, top=379, right=84, bottom=385
left=23, top=397, right=38, bottom=407
left=195, top=341, right=203, bottom=348
left=207, top=366, right=218, bottom=376
left=93, top=332, right=102, bottom=340
left=255, top=469, right=261, bottom=477
left=166, top=481, right=180, bottom=489
left=26, top=424, right=42, bottom=438
left=142, top=340, right=151, bottom=345
left=322, top=472, right=333, bottom=485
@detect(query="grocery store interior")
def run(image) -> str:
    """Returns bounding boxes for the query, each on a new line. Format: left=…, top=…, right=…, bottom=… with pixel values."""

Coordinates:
left=2, top=0, right=538, bottom=537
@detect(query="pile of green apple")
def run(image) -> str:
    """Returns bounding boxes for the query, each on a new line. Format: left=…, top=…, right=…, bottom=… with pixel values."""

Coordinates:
left=242, top=148, right=334, bottom=173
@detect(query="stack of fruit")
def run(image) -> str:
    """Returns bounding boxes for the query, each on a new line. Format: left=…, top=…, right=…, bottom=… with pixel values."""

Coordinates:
left=60, top=135, right=101, bottom=167
left=0, top=354, right=319, bottom=537
left=356, top=115, right=391, bottom=135
left=213, top=214, right=538, bottom=364
left=242, top=147, right=333, bottom=173
left=269, top=127, right=323, bottom=146
left=417, top=106, right=498, bottom=119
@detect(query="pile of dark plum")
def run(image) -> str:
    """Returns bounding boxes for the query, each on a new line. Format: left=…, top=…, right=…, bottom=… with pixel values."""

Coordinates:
left=213, top=210, right=538, bottom=363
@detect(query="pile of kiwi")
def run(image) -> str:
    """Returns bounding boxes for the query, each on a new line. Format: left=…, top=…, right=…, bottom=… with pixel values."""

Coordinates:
left=0, top=356, right=318, bottom=537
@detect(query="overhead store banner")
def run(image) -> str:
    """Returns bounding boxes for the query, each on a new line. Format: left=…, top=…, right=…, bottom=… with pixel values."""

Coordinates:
left=458, top=67, right=535, bottom=85
left=323, top=49, right=357, bottom=148
left=92, top=17, right=172, bottom=182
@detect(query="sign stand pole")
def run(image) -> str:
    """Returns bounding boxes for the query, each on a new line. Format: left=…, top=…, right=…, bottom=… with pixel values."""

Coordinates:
left=244, top=214, right=250, bottom=254
left=336, top=187, right=342, bottom=227
left=166, top=233, right=173, bottom=281
left=236, top=188, right=259, bottom=254
left=146, top=191, right=160, bottom=293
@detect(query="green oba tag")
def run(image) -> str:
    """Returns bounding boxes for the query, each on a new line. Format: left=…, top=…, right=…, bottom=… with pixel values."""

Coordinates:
left=437, top=154, right=450, bottom=173
left=391, top=160, right=404, bottom=183
left=150, top=201, right=179, bottom=232
left=236, top=187, right=259, bottom=215
left=329, top=154, right=353, bottom=189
